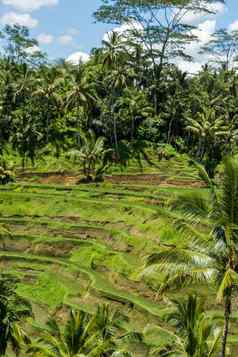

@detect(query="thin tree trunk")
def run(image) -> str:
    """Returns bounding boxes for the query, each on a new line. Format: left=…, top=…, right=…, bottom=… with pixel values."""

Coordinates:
left=220, top=291, right=232, bottom=357
left=46, top=107, right=50, bottom=144
left=77, top=102, right=80, bottom=146
left=167, top=118, right=174, bottom=144
left=22, top=156, right=25, bottom=171
left=113, top=112, right=118, bottom=159
left=131, top=114, right=134, bottom=141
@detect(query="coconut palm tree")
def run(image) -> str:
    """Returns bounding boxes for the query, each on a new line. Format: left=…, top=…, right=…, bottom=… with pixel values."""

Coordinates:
left=33, top=66, right=63, bottom=144
left=116, top=88, right=153, bottom=140
left=27, top=309, right=115, bottom=357
left=65, top=64, right=97, bottom=144
left=0, top=276, right=32, bottom=356
left=11, top=107, right=44, bottom=169
left=101, top=31, right=126, bottom=70
left=185, top=107, right=229, bottom=161
left=164, top=295, right=220, bottom=357
left=145, top=157, right=238, bottom=357
left=28, top=305, right=140, bottom=357
left=101, top=31, right=133, bottom=158
left=67, top=129, right=111, bottom=182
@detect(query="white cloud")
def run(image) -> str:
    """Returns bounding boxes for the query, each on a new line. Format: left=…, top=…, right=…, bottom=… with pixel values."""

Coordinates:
left=67, top=27, right=80, bottom=36
left=58, top=35, right=73, bottom=46
left=103, top=21, right=143, bottom=42
left=25, top=44, right=40, bottom=54
left=66, top=51, right=90, bottom=65
left=170, top=20, right=216, bottom=74
left=37, top=33, right=54, bottom=45
left=1, top=0, right=58, bottom=12
left=0, top=11, right=38, bottom=28
left=208, top=2, right=225, bottom=14
left=181, top=1, right=225, bottom=25
left=228, top=20, right=238, bottom=33
left=176, top=60, right=204, bottom=74
left=181, top=12, right=204, bottom=25
left=193, top=19, right=216, bottom=44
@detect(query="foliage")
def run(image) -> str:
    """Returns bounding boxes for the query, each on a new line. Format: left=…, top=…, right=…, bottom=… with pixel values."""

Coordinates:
left=0, top=275, right=32, bottom=356
left=28, top=305, right=140, bottom=356
left=0, top=166, right=14, bottom=185
left=67, top=129, right=111, bottom=182
left=146, top=157, right=238, bottom=357
left=0, top=5, right=238, bottom=356
left=201, top=29, right=238, bottom=70
left=0, top=20, right=237, bottom=173
left=157, top=144, right=178, bottom=161
left=161, top=295, right=221, bottom=357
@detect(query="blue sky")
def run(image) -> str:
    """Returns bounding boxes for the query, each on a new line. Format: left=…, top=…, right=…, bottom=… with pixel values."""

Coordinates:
left=219, top=0, right=238, bottom=30
left=0, top=0, right=237, bottom=64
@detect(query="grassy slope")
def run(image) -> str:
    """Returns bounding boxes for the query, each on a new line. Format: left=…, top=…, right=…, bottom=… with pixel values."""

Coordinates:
left=1, top=155, right=237, bottom=355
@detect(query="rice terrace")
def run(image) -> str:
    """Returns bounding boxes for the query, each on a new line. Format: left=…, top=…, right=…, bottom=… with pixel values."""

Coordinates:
left=1, top=0, right=238, bottom=356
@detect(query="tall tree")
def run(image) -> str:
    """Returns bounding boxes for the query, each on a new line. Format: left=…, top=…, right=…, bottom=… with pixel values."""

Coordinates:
left=33, top=66, right=63, bottom=144
left=65, top=63, right=96, bottom=143
left=94, top=0, right=223, bottom=111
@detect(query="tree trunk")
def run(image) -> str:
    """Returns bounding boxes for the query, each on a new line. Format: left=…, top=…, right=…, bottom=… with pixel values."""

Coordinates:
left=113, top=114, right=118, bottom=159
left=46, top=103, right=50, bottom=145
left=22, top=156, right=25, bottom=171
left=77, top=102, right=80, bottom=146
left=167, top=118, right=174, bottom=144
left=220, top=291, right=232, bottom=357
left=131, top=114, right=134, bottom=141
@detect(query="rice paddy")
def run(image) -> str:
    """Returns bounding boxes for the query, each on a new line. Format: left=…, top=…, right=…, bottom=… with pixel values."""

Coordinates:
left=1, top=156, right=238, bottom=355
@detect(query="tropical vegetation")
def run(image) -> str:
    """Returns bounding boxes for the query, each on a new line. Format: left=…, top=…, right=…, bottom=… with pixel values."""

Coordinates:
left=1, top=0, right=238, bottom=356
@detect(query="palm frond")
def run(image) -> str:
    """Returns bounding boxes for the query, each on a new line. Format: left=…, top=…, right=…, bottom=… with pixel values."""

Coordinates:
left=221, top=157, right=238, bottom=225
left=216, top=268, right=238, bottom=302
left=159, top=266, right=215, bottom=295
left=207, top=327, right=221, bottom=357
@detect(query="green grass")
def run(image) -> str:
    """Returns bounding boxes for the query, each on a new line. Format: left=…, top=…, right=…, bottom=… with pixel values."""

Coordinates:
left=0, top=155, right=237, bottom=354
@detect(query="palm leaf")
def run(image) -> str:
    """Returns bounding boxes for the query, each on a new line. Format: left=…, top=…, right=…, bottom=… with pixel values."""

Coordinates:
left=216, top=268, right=238, bottom=302
left=221, top=157, right=238, bottom=225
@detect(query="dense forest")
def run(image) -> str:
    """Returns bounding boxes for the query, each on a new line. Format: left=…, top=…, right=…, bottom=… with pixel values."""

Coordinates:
left=1, top=0, right=238, bottom=356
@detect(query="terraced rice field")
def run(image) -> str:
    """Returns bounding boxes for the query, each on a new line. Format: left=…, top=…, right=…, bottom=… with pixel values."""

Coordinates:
left=1, top=157, right=238, bottom=355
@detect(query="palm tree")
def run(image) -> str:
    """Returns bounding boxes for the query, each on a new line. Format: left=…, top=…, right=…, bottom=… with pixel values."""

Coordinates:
left=185, top=107, right=229, bottom=161
left=101, top=31, right=126, bottom=70
left=145, top=157, right=238, bottom=357
left=0, top=276, right=32, bottom=356
left=65, top=64, right=96, bottom=145
left=11, top=106, right=43, bottom=169
left=101, top=31, right=132, bottom=158
left=116, top=88, right=153, bottom=140
left=67, top=129, right=110, bottom=182
left=28, top=305, right=139, bottom=357
left=33, top=66, right=63, bottom=144
left=28, top=309, right=115, bottom=357
left=164, top=295, right=220, bottom=357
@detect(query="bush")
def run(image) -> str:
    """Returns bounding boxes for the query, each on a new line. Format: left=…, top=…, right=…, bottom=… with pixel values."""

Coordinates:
left=157, top=144, right=178, bottom=161
left=0, top=167, right=15, bottom=185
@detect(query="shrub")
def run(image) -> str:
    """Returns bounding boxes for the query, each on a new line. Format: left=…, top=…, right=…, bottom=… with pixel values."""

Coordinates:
left=157, top=144, right=178, bottom=161
left=0, top=167, right=15, bottom=185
